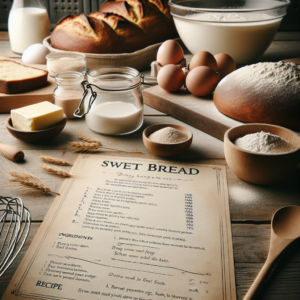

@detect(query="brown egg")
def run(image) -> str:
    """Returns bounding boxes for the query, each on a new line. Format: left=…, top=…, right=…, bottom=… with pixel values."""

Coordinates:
left=157, top=40, right=184, bottom=66
left=189, top=51, right=218, bottom=72
left=214, top=53, right=236, bottom=79
left=157, top=65, right=185, bottom=92
left=186, top=66, right=219, bottom=96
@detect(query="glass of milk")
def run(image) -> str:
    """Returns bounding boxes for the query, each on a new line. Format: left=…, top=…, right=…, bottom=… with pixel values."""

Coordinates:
left=8, top=0, right=50, bottom=54
left=74, top=66, right=144, bottom=136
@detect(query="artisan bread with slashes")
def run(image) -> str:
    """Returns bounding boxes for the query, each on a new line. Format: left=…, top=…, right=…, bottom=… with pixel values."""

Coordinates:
left=213, top=61, right=300, bottom=130
left=0, top=60, right=48, bottom=94
left=50, top=0, right=178, bottom=54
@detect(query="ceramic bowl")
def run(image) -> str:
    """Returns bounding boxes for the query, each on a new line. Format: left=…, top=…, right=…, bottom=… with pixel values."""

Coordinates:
left=5, top=115, right=67, bottom=143
left=224, top=124, right=300, bottom=185
left=143, top=124, right=193, bottom=157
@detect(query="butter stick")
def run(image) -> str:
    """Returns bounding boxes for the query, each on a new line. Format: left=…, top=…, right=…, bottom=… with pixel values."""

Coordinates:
left=11, top=101, right=64, bottom=131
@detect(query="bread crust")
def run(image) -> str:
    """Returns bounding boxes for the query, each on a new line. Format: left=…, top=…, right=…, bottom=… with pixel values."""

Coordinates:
left=0, top=60, right=48, bottom=94
left=51, top=0, right=178, bottom=54
left=213, top=71, right=300, bottom=130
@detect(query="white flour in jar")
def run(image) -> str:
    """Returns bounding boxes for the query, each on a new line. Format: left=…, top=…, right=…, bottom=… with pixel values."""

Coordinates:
left=234, top=131, right=295, bottom=154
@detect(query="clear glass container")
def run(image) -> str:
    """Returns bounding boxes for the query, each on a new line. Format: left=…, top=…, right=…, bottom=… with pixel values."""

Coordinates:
left=76, top=66, right=144, bottom=135
left=54, top=71, right=84, bottom=119
left=8, top=0, right=50, bottom=54
left=169, top=0, right=290, bottom=64
left=46, top=53, right=87, bottom=78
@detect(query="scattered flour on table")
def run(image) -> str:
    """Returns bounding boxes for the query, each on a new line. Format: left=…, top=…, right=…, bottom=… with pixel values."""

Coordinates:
left=235, top=131, right=295, bottom=154
left=149, top=127, right=188, bottom=144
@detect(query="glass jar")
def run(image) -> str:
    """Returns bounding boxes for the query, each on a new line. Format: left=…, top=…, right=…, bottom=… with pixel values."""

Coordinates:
left=54, top=71, right=84, bottom=119
left=76, top=66, right=144, bottom=135
left=8, top=0, right=50, bottom=54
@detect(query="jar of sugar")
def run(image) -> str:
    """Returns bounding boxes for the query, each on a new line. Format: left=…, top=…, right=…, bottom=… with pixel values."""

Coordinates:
left=54, top=71, right=84, bottom=119
left=74, top=66, right=144, bottom=135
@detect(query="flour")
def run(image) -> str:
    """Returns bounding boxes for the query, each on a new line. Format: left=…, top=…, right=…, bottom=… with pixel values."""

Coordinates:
left=222, top=61, right=300, bottom=98
left=149, top=127, right=188, bottom=144
left=191, top=12, right=272, bottom=22
left=235, top=131, right=295, bottom=154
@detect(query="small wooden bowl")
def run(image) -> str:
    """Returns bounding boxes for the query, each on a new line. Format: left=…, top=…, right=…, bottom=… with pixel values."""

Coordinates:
left=5, top=115, right=67, bottom=143
left=143, top=124, right=193, bottom=157
left=224, top=124, right=300, bottom=185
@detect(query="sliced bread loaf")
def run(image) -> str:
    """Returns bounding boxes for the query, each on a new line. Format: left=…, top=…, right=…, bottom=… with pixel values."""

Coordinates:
left=0, top=60, right=48, bottom=94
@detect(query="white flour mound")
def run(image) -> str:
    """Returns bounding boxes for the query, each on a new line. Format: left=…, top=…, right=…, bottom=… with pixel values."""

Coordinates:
left=235, top=131, right=295, bottom=154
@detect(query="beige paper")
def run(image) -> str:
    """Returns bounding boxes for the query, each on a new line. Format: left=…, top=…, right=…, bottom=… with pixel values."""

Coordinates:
left=3, top=155, right=236, bottom=300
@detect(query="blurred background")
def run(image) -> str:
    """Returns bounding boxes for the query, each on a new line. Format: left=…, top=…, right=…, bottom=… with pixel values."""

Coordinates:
left=0, top=0, right=299, bottom=31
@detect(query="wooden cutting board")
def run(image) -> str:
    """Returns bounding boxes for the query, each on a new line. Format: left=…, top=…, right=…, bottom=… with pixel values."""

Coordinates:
left=0, top=60, right=55, bottom=113
left=143, top=85, right=242, bottom=141
left=143, top=58, right=300, bottom=141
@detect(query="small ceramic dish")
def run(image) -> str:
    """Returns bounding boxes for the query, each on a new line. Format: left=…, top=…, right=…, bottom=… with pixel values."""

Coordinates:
left=143, top=124, right=193, bottom=157
left=224, top=124, right=300, bottom=185
left=5, top=114, right=67, bottom=143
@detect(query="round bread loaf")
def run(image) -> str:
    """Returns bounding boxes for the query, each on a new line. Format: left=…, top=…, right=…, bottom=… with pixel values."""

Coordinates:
left=213, top=61, right=300, bottom=130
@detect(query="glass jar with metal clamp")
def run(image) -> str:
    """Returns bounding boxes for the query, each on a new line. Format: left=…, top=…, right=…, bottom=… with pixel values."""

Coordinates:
left=74, top=66, right=157, bottom=135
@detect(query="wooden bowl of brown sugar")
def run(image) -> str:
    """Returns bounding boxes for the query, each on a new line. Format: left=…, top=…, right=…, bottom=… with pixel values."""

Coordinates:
left=143, top=124, right=193, bottom=157
left=224, top=123, right=300, bottom=185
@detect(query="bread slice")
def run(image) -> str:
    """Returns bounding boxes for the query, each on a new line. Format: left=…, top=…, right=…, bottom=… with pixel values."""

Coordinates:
left=0, top=60, right=48, bottom=94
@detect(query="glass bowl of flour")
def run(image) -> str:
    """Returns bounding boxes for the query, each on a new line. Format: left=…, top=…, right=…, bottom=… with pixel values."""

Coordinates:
left=169, top=0, right=289, bottom=64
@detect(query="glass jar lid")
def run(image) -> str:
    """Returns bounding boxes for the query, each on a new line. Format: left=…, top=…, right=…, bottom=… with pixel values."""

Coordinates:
left=87, top=66, right=141, bottom=91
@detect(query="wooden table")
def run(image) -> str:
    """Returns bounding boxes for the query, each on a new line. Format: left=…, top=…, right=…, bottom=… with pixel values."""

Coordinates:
left=1, top=32, right=300, bottom=300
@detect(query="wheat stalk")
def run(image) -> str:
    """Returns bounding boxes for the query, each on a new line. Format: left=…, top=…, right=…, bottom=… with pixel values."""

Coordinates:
left=72, top=134, right=142, bottom=154
left=69, top=142, right=100, bottom=152
left=8, top=170, right=60, bottom=195
left=70, top=141, right=142, bottom=154
left=40, top=165, right=72, bottom=178
left=77, top=134, right=101, bottom=145
left=39, top=155, right=72, bottom=166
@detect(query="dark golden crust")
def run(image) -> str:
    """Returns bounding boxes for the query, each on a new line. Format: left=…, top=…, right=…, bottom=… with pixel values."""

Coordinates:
left=50, top=0, right=178, bottom=54
left=0, top=60, right=48, bottom=94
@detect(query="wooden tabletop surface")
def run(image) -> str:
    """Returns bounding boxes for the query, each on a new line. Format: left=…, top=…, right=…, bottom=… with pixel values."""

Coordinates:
left=1, top=32, right=300, bottom=300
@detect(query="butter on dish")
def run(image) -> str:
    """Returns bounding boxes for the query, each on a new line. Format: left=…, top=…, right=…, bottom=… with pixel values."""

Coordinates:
left=11, top=101, right=64, bottom=131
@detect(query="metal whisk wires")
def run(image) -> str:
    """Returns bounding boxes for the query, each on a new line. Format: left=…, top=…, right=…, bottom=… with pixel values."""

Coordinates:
left=0, top=196, right=31, bottom=276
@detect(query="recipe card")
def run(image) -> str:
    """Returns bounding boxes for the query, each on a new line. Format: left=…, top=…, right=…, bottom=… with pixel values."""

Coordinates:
left=4, top=155, right=236, bottom=300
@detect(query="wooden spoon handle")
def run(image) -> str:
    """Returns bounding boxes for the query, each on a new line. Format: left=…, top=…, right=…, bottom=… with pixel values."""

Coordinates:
left=243, top=258, right=274, bottom=300
left=282, top=57, right=300, bottom=64
left=0, top=143, right=24, bottom=162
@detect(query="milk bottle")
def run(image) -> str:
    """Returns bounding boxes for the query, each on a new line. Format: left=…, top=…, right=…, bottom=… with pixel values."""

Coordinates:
left=8, top=0, right=50, bottom=54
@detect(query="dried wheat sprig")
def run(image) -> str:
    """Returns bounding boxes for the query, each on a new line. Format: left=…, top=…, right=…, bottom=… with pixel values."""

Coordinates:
left=40, top=164, right=72, bottom=178
left=69, top=141, right=142, bottom=154
left=77, top=134, right=101, bottom=145
left=39, top=155, right=73, bottom=166
left=98, top=146, right=142, bottom=154
left=69, top=142, right=100, bottom=152
left=8, top=170, right=60, bottom=195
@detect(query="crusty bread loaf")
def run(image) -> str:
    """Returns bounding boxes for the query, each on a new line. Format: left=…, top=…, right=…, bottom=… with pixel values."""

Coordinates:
left=50, top=0, right=178, bottom=54
left=0, top=60, right=48, bottom=94
left=213, top=61, right=300, bottom=130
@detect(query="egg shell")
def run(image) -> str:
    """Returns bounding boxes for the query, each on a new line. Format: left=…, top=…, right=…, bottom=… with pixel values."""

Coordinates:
left=186, top=66, right=219, bottom=96
left=157, top=40, right=184, bottom=67
left=214, top=53, right=236, bottom=79
left=157, top=64, right=185, bottom=92
left=22, top=43, right=50, bottom=64
left=189, top=51, right=218, bottom=72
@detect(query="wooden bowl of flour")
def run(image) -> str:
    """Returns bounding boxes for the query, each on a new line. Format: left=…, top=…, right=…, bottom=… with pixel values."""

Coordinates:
left=224, top=124, right=300, bottom=185
left=143, top=124, right=193, bottom=157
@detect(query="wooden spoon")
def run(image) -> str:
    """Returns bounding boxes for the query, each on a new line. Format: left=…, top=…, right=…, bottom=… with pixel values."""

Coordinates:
left=244, top=206, right=300, bottom=299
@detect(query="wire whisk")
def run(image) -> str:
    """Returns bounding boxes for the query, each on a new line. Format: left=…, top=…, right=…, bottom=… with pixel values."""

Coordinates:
left=0, top=196, right=31, bottom=276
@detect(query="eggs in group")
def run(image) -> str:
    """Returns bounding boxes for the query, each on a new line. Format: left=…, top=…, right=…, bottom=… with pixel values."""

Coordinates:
left=156, top=40, right=236, bottom=96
